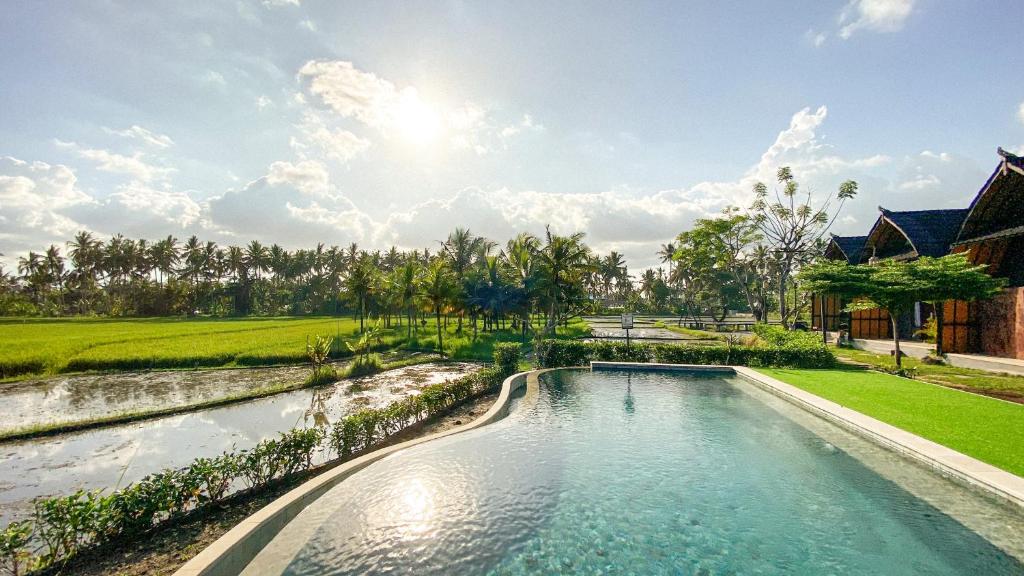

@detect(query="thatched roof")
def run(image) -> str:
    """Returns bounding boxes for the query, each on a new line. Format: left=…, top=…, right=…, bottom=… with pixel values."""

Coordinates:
left=824, top=234, right=868, bottom=263
left=862, top=208, right=968, bottom=261
left=954, top=147, right=1024, bottom=246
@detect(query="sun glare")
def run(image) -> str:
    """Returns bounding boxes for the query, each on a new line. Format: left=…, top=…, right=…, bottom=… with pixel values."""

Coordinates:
left=395, top=91, right=441, bottom=145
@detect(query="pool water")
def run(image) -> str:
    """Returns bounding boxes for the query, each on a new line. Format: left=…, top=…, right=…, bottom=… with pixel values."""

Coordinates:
left=249, top=369, right=1024, bottom=575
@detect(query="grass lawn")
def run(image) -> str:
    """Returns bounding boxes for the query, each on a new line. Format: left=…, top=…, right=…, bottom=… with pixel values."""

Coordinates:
left=0, top=315, right=589, bottom=379
left=834, top=347, right=1024, bottom=402
left=758, top=366, right=1024, bottom=478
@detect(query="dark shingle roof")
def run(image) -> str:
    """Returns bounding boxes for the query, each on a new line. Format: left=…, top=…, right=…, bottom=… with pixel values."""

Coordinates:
left=955, top=148, right=1024, bottom=245
left=880, top=208, right=968, bottom=258
left=827, top=235, right=868, bottom=263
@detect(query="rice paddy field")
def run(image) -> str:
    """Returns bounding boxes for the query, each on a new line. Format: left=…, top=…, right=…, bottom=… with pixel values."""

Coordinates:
left=0, top=316, right=590, bottom=380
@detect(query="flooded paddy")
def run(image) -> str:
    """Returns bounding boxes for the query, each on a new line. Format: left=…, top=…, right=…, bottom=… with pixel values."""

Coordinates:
left=0, top=351, right=430, bottom=434
left=0, top=362, right=480, bottom=525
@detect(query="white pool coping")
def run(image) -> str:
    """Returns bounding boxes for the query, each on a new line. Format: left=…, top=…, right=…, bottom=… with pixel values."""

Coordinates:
left=173, top=370, right=540, bottom=576
left=592, top=361, right=1024, bottom=509
left=179, top=363, right=1024, bottom=576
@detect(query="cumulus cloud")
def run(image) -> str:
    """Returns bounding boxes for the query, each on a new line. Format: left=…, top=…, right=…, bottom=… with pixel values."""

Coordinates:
left=266, top=159, right=331, bottom=197
left=102, top=125, right=174, bottom=148
left=108, top=182, right=202, bottom=227
left=54, top=139, right=173, bottom=182
left=297, top=60, right=542, bottom=154
left=290, top=112, right=371, bottom=163
left=1018, top=101, right=1024, bottom=125
left=0, top=156, right=93, bottom=255
left=839, top=0, right=915, bottom=39
left=298, top=60, right=403, bottom=129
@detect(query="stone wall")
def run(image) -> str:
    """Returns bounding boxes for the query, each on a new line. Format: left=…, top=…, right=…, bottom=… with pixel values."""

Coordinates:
left=974, top=287, right=1024, bottom=360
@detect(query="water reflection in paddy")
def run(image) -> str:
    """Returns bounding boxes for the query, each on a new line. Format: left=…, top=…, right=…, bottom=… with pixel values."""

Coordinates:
left=0, top=351, right=434, bottom=433
left=0, top=362, right=479, bottom=525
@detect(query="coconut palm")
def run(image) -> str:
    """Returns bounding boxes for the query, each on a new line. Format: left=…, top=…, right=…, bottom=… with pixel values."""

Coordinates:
left=421, top=259, right=455, bottom=356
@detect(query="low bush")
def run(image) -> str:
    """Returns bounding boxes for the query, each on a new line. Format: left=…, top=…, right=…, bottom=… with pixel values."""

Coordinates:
left=538, top=336, right=834, bottom=369
left=344, top=353, right=383, bottom=378
left=492, top=342, right=522, bottom=375
left=0, top=343, right=522, bottom=575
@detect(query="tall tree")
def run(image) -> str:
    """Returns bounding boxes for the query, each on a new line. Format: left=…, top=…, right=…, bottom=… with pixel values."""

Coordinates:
left=750, top=167, right=857, bottom=328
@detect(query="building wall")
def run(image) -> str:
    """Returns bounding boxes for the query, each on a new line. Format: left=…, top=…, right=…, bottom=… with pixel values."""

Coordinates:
left=973, top=287, right=1024, bottom=360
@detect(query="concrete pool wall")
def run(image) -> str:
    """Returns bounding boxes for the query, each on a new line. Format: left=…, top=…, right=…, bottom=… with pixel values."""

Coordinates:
left=176, top=363, right=1024, bottom=576
left=173, top=369, right=541, bottom=576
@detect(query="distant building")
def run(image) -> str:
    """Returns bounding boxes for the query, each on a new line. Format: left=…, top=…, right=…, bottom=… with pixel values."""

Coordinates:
left=811, top=148, right=1024, bottom=360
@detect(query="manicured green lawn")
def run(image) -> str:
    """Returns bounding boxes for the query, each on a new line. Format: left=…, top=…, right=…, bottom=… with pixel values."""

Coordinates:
left=834, top=347, right=1024, bottom=401
left=758, top=367, right=1024, bottom=478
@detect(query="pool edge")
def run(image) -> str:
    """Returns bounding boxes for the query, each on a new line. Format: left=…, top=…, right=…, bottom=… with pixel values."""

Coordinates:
left=592, top=361, right=1024, bottom=510
left=173, top=369, right=547, bottom=576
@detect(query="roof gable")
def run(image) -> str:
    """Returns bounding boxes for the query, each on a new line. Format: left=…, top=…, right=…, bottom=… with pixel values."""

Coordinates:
left=863, top=208, right=968, bottom=261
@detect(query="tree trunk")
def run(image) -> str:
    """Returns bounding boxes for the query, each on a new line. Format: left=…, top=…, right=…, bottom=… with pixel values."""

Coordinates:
left=435, top=306, right=444, bottom=357
left=934, top=302, right=944, bottom=356
left=891, top=314, right=902, bottom=369
left=819, top=294, right=828, bottom=345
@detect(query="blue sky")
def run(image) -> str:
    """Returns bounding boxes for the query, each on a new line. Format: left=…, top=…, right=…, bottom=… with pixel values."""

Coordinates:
left=1, top=0, right=1022, bottom=268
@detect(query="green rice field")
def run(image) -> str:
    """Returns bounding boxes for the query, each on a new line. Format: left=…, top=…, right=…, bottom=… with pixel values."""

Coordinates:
left=0, top=316, right=589, bottom=379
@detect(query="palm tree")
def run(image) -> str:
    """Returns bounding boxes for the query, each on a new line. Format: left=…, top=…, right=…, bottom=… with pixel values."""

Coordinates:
left=245, top=240, right=269, bottom=281
left=345, top=259, right=374, bottom=332
left=658, top=242, right=676, bottom=275
left=536, top=227, right=591, bottom=335
left=18, top=251, right=45, bottom=305
left=44, top=245, right=66, bottom=312
left=395, top=259, right=421, bottom=338
left=149, top=235, right=179, bottom=286
left=421, top=259, right=455, bottom=356
left=442, top=227, right=483, bottom=333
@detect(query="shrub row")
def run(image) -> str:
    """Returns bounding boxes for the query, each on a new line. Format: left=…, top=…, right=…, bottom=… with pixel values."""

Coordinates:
left=538, top=337, right=834, bottom=369
left=0, top=360, right=46, bottom=380
left=0, top=343, right=520, bottom=576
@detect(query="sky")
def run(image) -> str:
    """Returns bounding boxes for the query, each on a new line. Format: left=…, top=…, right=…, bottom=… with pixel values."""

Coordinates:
left=1, top=0, right=1022, bottom=270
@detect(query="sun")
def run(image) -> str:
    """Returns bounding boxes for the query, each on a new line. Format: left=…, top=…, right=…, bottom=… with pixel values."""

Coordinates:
left=395, top=91, right=441, bottom=145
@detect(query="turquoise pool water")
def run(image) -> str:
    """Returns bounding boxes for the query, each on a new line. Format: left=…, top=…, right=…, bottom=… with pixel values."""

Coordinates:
left=251, top=369, right=1024, bottom=575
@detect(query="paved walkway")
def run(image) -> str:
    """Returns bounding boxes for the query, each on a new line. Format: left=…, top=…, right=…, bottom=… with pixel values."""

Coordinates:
left=583, top=316, right=690, bottom=342
left=850, top=338, right=1024, bottom=376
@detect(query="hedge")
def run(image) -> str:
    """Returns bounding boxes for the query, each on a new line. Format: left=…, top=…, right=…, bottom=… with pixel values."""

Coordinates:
left=538, top=337, right=834, bottom=369
left=0, top=343, right=520, bottom=576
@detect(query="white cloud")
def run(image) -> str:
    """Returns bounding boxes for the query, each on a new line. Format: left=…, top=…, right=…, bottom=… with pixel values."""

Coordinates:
left=109, top=182, right=202, bottom=227
left=103, top=125, right=175, bottom=148
left=291, top=112, right=371, bottom=163
left=1017, top=101, right=1024, bottom=125
left=297, top=60, right=542, bottom=153
left=0, top=157, right=93, bottom=253
left=299, top=19, right=316, bottom=32
left=55, top=140, right=173, bottom=183
left=898, top=173, right=941, bottom=191
left=262, top=0, right=299, bottom=6
left=499, top=114, right=545, bottom=139
left=256, top=95, right=273, bottom=110
left=266, top=159, right=331, bottom=197
left=298, top=60, right=402, bottom=129
left=839, top=0, right=915, bottom=39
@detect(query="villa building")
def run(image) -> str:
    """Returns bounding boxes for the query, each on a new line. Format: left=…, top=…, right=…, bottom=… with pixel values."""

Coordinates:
left=812, top=148, right=1024, bottom=360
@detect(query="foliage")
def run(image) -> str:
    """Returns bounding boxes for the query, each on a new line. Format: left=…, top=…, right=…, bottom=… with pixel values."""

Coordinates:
left=537, top=338, right=835, bottom=369
left=799, top=253, right=1005, bottom=366
left=492, top=342, right=522, bottom=375
left=749, top=167, right=858, bottom=328
left=0, top=521, right=32, bottom=576
left=306, top=334, right=334, bottom=375
left=345, top=353, right=384, bottom=378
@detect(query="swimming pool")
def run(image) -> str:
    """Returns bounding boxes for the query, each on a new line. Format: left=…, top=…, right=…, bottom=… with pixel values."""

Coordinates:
left=241, top=368, right=1024, bottom=575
